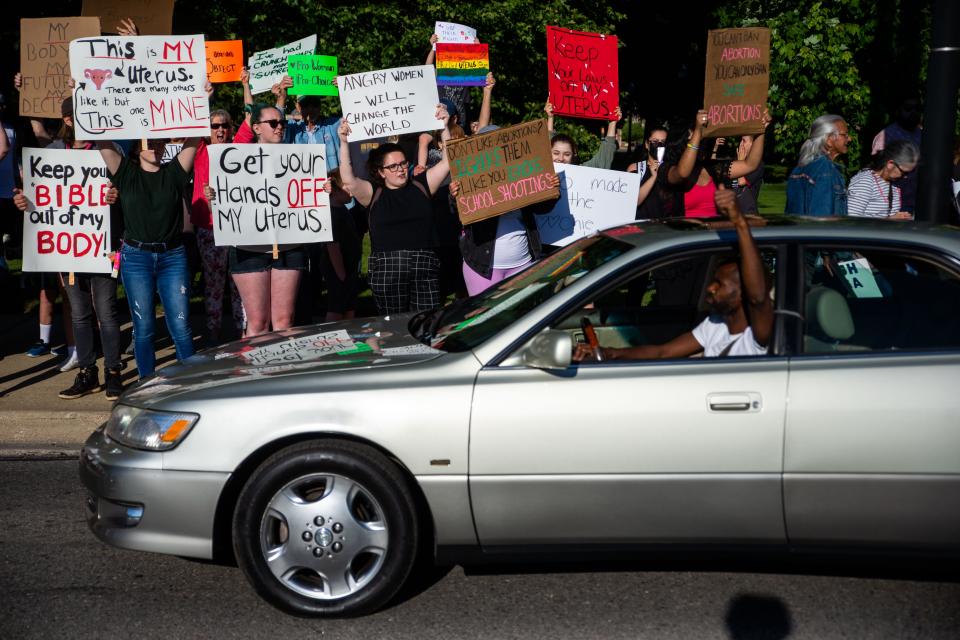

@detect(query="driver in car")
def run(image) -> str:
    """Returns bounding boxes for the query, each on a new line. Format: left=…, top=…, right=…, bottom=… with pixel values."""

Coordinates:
left=573, top=184, right=773, bottom=361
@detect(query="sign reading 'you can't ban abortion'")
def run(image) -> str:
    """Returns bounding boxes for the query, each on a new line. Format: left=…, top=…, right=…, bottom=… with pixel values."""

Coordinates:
left=21, top=148, right=112, bottom=273
left=703, top=27, right=770, bottom=137
left=69, top=35, right=211, bottom=140
left=208, top=144, right=332, bottom=247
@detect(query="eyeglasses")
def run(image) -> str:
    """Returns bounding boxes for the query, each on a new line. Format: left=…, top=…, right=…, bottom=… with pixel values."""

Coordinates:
left=893, top=161, right=913, bottom=175
left=381, top=162, right=407, bottom=173
left=256, top=119, right=285, bottom=129
left=210, top=122, right=230, bottom=130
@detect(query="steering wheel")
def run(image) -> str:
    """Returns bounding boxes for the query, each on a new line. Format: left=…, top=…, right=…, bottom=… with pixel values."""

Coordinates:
left=580, top=317, right=603, bottom=361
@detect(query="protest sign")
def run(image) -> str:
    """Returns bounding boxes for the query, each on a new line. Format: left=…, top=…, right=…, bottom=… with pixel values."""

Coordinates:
left=435, top=43, right=489, bottom=87
left=20, top=18, right=101, bottom=119
left=248, top=35, right=316, bottom=95
left=21, top=147, right=112, bottom=274
left=69, top=35, right=210, bottom=140
left=161, top=142, right=183, bottom=164
left=208, top=144, right=332, bottom=247
left=838, top=258, right=883, bottom=298
left=447, top=118, right=558, bottom=225
left=205, top=40, right=243, bottom=83
left=703, top=27, right=771, bottom=137
left=239, top=330, right=364, bottom=366
left=82, top=0, right=175, bottom=35
left=288, top=54, right=338, bottom=96
left=433, top=21, right=477, bottom=49
left=536, top=163, right=641, bottom=246
left=339, top=65, right=443, bottom=142
left=546, top=26, right=619, bottom=121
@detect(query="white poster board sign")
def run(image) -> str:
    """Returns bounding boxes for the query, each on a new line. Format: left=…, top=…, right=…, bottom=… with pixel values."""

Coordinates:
left=248, top=35, right=316, bottom=95
left=339, top=65, right=443, bottom=142
left=536, top=163, right=641, bottom=246
left=240, top=330, right=359, bottom=365
left=69, top=34, right=210, bottom=140
left=433, top=21, right=477, bottom=49
left=838, top=257, right=883, bottom=298
left=208, top=143, right=332, bottom=247
left=21, top=147, right=112, bottom=273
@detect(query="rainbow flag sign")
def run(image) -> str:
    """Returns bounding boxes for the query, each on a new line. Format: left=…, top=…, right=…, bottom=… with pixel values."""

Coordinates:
left=435, top=43, right=489, bottom=86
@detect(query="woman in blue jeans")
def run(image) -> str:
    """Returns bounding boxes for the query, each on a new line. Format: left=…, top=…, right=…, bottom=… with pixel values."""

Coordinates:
left=97, top=137, right=200, bottom=378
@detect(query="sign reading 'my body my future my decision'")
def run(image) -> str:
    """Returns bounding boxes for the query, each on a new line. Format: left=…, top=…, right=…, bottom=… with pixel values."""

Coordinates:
left=21, top=147, right=112, bottom=273
left=546, top=26, right=619, bottom=121
left=339, top=65, right=443, bottom=142
left=20, top=17, right=101, bottom=119
left=447, top=119, right=558, bottom=225
left=70, top=35, right=210, bottom=140
left=208, top=144, right=332, bottom=247
left=703, top=27, right=770, bottom=137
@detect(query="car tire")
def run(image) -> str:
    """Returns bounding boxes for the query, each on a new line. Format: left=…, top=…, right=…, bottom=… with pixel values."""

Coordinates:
left=232, top=439, right=419, bottom=617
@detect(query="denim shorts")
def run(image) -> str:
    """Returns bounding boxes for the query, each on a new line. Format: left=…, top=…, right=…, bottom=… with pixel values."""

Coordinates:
left=229, top=245, right=308, bottom=274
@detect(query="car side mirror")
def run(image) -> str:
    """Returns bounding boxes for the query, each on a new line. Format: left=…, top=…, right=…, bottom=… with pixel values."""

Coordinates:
left=521, top=330, right=573, bottom=371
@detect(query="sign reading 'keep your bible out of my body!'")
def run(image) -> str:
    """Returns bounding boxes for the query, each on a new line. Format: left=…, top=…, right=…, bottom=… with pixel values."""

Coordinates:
left=447, top=119, right=558, bottom=225
left=338, top=65, right=443, bottom=142
left=208, top=144, right=332, bottom=247
left=69, top=35, right=211, bottom=140
left=703, top=27, right=770, bottom=137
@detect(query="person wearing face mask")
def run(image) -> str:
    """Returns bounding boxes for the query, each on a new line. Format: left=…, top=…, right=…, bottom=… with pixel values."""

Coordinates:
left=630, top=125, right=668, bottom=216
left=544, top=99, right=622, bottom=169
left=847, top=140, right=919, bottom=219
left=732, top=134, right=764, bottom=214
left=871, top=98, right=923, bottom=214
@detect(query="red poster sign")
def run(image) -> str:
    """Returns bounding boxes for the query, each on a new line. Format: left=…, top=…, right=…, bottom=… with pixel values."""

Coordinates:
left=546, top=26, right=619, bottom=121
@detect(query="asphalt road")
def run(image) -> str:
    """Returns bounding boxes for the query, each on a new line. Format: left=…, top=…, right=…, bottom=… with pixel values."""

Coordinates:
left=1, top=459, right=958, bottom=639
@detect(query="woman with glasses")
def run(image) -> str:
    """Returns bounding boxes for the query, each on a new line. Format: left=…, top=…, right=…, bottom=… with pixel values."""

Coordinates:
left=337, top=106, right=452, bottom=314
left=847, top=140, right=919, bottom=219
left=786, top=114, right=851, bottom=216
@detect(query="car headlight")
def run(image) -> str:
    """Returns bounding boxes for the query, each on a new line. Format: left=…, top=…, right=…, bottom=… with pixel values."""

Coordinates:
left=105, top=405, right=199, bottom=451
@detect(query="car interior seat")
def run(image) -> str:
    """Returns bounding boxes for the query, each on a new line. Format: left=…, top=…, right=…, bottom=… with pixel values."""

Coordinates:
left=803, top=286, right=861, bottom=352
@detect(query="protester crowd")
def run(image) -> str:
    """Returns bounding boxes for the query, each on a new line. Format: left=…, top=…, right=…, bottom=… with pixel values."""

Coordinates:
left=3, top=19, right=958, bottom=403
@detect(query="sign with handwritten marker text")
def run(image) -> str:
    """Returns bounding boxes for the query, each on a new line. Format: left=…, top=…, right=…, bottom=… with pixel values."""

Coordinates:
left=82, top=0, right=175, bottom=35
left=536, top=163, right=640, bottom=246
left=338, top=65, right=442, bottom=142
left=248, top=35, right=316, bottom=95
left=20, top=18, right=101, bottom=119
left=447, top=119, right=558, bottom=225
left=436, top=43, right=489, bottom=87
left=288, top=54, right=338, bottom=96
left=21, top=147, right=112, bottom=273
left=69, top=35, right=210, bottom=140
left=434, top=21, right=477, bottom=49
left=205, top=40, right=243, bottom=83
left=208, top=144, right=332, bottom=247
left=703, top=27, right=770, bottom=137
left=546, top=26, right=619, bottom=121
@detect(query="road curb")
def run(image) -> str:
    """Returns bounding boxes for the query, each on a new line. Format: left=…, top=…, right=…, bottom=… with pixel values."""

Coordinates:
left=0, top=410, right=108, bottom=458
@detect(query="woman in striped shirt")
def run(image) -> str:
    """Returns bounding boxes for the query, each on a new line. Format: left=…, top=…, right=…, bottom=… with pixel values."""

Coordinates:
left=847, top=140, right=919, bottom=219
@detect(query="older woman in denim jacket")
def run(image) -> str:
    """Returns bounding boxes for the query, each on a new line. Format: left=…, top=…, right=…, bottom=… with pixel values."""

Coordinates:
left=786, top=114, right=851, bottom=216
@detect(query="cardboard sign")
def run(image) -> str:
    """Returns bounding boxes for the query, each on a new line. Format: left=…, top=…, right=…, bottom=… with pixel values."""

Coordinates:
left=20, top=18, right=101, bottom=119
left=703, top=27, right=771, bottom=137
left=288, top=54, right=338, bottom=96
left=546, top=26, right=619, bottom=121
left=248, top=35, right=316, bottom=95
left=240, top=330, right=360, bottom=366
left=339, top=65, right=443, bottom=142
left=205, top=40, right=243, bottom=83
left=21, top=147, right=112, bottom=274
left=208, top=144, right=332, bottom=247
left=70, top=35, right=210, bottom=140
left=436, top=43, right=489, bottom=87
left=447, top=119, right=558, bottom=225
left=536, top=163, right=641, bottom=246
left=82, top=0, right=175, bottom=35
left=434, top=21, right=477, bottom=49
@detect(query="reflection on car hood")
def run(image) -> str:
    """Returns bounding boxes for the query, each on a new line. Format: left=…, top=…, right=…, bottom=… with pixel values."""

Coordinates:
left=122, top=315, right=442, bottom=404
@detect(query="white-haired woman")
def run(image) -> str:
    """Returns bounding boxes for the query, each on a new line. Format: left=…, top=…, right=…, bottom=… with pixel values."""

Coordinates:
left=847, top=140, right=919, bottom=219
left=785, top=114, right=851, bottom=216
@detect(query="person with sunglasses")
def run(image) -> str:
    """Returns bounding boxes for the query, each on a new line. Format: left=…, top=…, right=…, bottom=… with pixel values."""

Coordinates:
left=847, top=140, right=919, bottom=219
left=337, top=106, right=452, bottom=314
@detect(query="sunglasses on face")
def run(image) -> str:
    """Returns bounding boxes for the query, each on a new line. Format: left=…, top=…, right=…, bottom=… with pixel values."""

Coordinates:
left=256, top=119, right=285, bottom=129
left=381, top=162, right=407, bottom=173
left=210, top=122, right=230, bottom=130
left=893, top=161, right=913, bottom=175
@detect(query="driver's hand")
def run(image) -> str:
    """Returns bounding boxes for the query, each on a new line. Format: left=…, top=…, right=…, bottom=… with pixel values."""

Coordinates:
left=573, top=343, right=600, bottom=362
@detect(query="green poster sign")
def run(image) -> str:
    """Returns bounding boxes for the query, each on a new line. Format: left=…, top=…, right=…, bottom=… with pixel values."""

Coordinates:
left=288, top=54, right=339, bottom=96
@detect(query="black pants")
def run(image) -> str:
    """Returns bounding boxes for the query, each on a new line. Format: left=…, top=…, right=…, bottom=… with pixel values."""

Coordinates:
left=62, top=273, right=121, bottom=371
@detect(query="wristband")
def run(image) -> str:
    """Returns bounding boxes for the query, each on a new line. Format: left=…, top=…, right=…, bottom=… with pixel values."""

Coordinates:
left=686, top=143, right=700, bottom=151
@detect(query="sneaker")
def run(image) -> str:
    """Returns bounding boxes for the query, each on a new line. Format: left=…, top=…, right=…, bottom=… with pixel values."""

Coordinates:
left=26, top=341, right=51, bottom=357
left=104, top=368, right=124, bottom=401
left=58, top=367, right=101, bottom=399
left=59, top=351, right=80, bottom=373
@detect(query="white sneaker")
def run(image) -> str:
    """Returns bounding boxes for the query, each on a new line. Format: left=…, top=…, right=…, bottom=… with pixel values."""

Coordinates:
left=59, top=351, right=80, bottom=373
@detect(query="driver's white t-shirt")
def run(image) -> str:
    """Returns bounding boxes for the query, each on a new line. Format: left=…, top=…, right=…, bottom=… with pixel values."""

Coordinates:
left=691, top=316, right=767, bottom=357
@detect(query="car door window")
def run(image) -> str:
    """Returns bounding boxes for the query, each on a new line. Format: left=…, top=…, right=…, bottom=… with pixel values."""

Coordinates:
left=803, top=247, right=960, bottom=353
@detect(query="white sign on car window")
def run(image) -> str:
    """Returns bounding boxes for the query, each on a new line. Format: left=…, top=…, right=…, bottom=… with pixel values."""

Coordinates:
left=838, top=257, right=883, bottom=298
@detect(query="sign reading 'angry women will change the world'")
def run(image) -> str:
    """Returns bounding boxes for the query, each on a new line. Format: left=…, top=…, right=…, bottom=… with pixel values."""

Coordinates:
left=546, top=26, right=619, bottom=121
left=338, top=65, right=443, bottom=142
left=703, top=27, right=770, bottom=137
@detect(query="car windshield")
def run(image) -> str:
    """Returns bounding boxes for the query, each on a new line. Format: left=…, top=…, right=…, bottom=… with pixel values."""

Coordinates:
left=411, top=235, right=632, bottom=352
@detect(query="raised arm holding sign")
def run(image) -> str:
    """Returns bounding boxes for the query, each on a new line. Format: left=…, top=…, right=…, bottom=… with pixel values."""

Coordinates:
left=546, top=26, right=619, bottom=121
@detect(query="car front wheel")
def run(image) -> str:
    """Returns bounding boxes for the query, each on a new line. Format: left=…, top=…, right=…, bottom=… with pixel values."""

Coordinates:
left=232, top=439, right=419, bottom=616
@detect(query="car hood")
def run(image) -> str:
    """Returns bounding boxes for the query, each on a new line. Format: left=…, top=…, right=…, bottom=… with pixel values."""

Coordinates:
left=121, top=315, right=443, bottom=405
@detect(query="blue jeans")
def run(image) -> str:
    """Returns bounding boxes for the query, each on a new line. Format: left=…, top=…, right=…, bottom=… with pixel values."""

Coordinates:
left=120, top=244, right=195, bottom=377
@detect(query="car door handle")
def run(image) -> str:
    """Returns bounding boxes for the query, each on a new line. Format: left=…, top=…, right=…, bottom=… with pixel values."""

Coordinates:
left=707, top=393, right=761, bottom=412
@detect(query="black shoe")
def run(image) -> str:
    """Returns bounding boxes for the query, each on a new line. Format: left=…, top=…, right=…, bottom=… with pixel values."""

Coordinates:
left=59, top=366, right=101, bottom=399
left=104, top=367, right=124, bottom=401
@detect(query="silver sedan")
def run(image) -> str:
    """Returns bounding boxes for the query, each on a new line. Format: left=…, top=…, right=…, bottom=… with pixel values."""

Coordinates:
left=80, top=217, right=960, bottom=616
